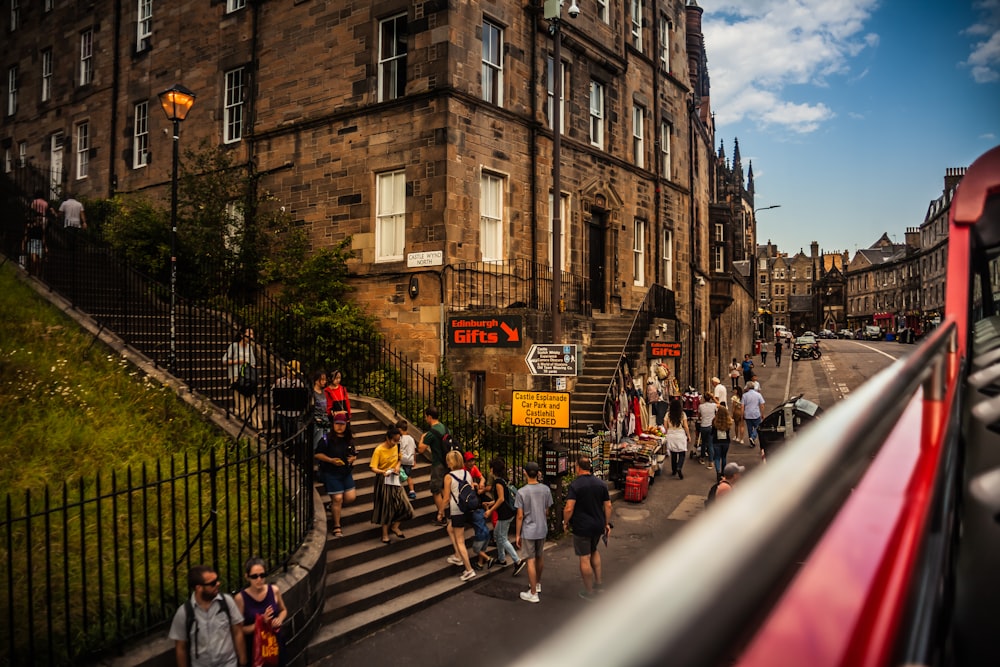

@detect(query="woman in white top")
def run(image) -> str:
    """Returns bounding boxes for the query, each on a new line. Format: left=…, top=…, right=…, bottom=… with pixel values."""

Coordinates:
left=665, top=399, right=691, bottom=480
left=443, top=450, right=476, bottom=582
left=222, top=327, right=260, bottom=429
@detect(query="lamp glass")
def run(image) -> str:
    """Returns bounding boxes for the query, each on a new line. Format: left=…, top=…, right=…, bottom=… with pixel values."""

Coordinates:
left=158, top=85, right=196, bottom=122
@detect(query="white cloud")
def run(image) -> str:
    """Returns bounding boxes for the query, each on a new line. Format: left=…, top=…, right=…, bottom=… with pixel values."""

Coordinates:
left=703, top=0, right=878, bottom=132
left=962, top=0, right=1000, bottom=83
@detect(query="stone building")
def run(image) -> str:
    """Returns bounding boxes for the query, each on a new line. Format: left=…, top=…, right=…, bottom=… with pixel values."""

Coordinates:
left=920, top=168, right=964, bottom=329
left=2, top=0, right=757, bottom=403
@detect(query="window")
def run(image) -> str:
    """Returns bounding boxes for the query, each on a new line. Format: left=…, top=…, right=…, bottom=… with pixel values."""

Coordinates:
left=80, top=29, right=93, bottom=85
left=133, top=101, right=149, bottom=168
left=715, top=223, right=724, bottom=242
left=589, top=81, right=604, bottom=148
left=662, top=228, right=673, bottom=290
left=41, top=49, right=52, bottom=102
left=633, top=219, right=646, bottom=286
left=378, top=14, right=407, bottom=102
left=18, top=140, right=26, bottom=166
left=596, top=0, right=608, bottom=23
left=224, top=68, right=244, bottom=143
left=547, top=192, right=569, bottom=271
left=226, top=0, right=246, bottom=12
left=713, top=245, right=725, bottom=272
left=546, top=56, right=567, bottom=132
left=482, top=19, right=503, bottom=106
left=659, top=16, right=671, bottom=71
left=632, top=105, right=645, bottom=168
left=44, top=0, right=53, bottom=12
left=10, top=0, right=19, bottom=30
left=7, top=65, right=17, bottom=116
left=375, top=170, right=406, bottom=262
left=3, top=148, right=10, bottom=173
left=480, top=171, right=504, bottom=262
left=137, top=0, right=152, bottom=50
left=660, top=120, right=671, bottom=179
left=75, top=121, right=89, bottom=179
left=630, top=0, right=643, bottom=51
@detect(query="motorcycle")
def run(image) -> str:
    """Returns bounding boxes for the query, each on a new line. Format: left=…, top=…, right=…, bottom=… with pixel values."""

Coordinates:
left=792, top=345, right=822, bottom=361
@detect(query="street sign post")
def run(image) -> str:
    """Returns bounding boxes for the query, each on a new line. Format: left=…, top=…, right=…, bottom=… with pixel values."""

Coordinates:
left=524, top=344, right=578, bottom=376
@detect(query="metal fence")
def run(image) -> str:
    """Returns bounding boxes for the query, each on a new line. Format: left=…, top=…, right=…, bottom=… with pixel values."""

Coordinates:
left=448, top=259, right=591, bottom=316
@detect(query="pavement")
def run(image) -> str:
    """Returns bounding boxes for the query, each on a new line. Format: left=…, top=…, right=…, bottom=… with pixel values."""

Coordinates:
left=311, top=359, right=785, bottom=667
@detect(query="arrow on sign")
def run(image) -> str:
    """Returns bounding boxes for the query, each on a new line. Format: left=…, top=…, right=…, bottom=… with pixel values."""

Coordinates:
left=524, top=344, right=578, bottom=376
left=500, top=321, right=519, bottom=342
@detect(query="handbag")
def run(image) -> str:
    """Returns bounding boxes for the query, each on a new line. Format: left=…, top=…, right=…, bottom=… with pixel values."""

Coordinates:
left=398, top=467, right=408, bottom=483
left=252, top=615, right=279, bottom=667
left=232, top=363, right=258, bottom=397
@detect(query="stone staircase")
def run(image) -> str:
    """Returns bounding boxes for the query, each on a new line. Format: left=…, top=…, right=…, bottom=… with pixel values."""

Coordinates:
left=571, top=314, right=644, bottom=433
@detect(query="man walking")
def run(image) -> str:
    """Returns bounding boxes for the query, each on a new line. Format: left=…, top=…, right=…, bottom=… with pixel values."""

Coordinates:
left=774, top=337, right=783, bottom=367
left=741, top=383, right=765, bottom=448
left=515, top=461, right=552, bottom=603
left=168, top=565, right=246, bottom=667
left=563, top=457, right=612, bottom=600
left=711, top=376, right=727, bottom=407
left=760, top=340, right=769, bottom=367
left=417, top=406, right=449, bottom=526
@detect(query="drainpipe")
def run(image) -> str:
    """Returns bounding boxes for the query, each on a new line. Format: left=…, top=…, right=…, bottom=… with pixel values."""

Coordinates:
left=688, top=103, right=697, bottom=390
left=651, top=14, right=662, bottom=286
left=108, top=0, right=122, bottom=196
left=529, top=6, right=539, bottom=307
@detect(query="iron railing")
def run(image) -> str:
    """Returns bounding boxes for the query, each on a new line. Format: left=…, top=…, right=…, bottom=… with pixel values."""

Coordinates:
left=602, top=284, right=676, bottom=434
left=448, top=259, right=591, bottom=315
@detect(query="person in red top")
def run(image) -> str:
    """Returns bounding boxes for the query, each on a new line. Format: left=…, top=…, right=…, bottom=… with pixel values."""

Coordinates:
left=324, top=369, right=351, bottom=421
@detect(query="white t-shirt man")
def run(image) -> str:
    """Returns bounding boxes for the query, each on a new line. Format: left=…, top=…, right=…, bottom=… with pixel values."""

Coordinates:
left=712, top=379, right=727, bottom=406
left=58, top=197, right=86, bottom=229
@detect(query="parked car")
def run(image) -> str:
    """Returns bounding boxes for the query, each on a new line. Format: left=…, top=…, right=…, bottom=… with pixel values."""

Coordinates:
left=863, top=325, right=883, bottom=340
left=818, top=329, right=836, bottom=339
left=837, top=329, right=854, bottom=339
left=757, top=394, right=824, bottom=457
left=802, top=330, right=818, bottom=338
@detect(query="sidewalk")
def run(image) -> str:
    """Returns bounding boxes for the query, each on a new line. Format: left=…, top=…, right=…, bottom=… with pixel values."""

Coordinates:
left=310, top=365, right=777, bottom=666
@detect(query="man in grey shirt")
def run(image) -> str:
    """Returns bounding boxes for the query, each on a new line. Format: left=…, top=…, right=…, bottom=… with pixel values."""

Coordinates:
left=515, top=461, right=552, bottom=603
left=168, top=565, right=246, bottom=667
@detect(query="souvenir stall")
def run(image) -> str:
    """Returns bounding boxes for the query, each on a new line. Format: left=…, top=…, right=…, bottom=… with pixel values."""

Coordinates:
left=602, top=362, right=666, bottom=497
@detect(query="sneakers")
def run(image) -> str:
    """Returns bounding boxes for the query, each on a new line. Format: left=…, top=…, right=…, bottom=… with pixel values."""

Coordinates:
left=519, top=590, right=540, bottom=603
left=447, top=556, right=463, bottom=566
left=536, top=583, right=542, bottom=593
left=407, top=491, right=417, bottom=500
left=512, top=560, right=527, bottom=577
left=460, top=569, right=476, bottom=582
left=495, top=560, right=509, bottom=568
left=471, top=561, right=483, bottom=570
left=486, top=557, right=496, bottom=570
left=579, top=590, right=596, bottom=601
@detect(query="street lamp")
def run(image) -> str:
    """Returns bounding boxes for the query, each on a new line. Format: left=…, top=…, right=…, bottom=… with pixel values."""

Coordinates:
left=158, top=84, right=196, bottom=373
left=754, top=204, right=781, bottom=213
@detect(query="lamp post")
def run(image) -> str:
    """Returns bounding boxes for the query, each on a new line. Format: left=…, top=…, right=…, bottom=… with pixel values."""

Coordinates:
left=158, top=84, right=196, bottom=373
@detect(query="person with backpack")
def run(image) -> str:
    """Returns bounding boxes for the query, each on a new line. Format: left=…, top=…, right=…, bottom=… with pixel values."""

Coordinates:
left=482, top=458, right=525, bottom=574
left=168, top=564, right=246, bottom=667
left=515, top=461, right=552, bottom=603
left=417, top=406, right=450, bottom=526
left=708, top=462, right=744, bottom=505
left=562, top=456, right=612, bottom=600
left=442, top=449, right=477, bottom=582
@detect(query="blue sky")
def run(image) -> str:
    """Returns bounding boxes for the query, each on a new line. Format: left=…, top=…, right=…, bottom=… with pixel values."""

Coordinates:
left=702, top=0, right=1000, bottom=258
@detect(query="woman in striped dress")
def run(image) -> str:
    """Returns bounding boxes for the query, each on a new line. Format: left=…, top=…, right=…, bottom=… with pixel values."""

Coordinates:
left=370, top=427, right=413, bottom=543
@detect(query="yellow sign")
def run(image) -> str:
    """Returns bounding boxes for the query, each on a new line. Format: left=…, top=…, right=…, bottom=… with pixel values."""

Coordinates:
left=512, top=391, right=570, bottom=429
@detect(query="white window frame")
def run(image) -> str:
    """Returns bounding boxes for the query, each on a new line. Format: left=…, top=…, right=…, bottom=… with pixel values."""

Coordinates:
left=226, top=0, right=246, bottom=12
left=224, top=67, right=244, bottom=144
left=589, top=80, right=604, bottom=148
left=633, top=219, right=646, bottom=286
left=546, top=56, right=567, bottom=132
left=662, top=228, right=673, bottom=290
left=80, top=29, right=93, bottom=86
left=133, top=101, right=149, bottom=169
left=75, top=121, right=89, bottom=180
left=18, top=140, right=26, bottom=167
left=633, top=105, right=645, bottom=168
left=375, top=170, right=406, bottom=262
left=596, top=0, right=608, bottom=23
left=41, top=49, right=52, bottom=102
left=547, top=191, right=569, bottom=271
left=659, top=16, right=671, bottom=72
left=660, top=120, right=671, bottom=179
left=10, top=0, right=19, bottom=30
left=481, top=19, right=503, bottom=106
left=378, top=13, right=407, bottom=103
left=713, top=245, right=725, bottom=272
left=630, top=0, right=643, bottom=51
left=44, top=0, right=53, bottom=12
left=3, top=148, right=11, bottom=173
left=480, top=171, right=504, bottom=262
left=7, top=65, right=17, bottom=116
left=137, top=0, right=152, bottom=51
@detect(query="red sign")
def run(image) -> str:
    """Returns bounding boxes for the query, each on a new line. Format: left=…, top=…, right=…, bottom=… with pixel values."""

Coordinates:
left=448, top=315, right=522, bottom=348
left=647, top=341, right=682, bottom=358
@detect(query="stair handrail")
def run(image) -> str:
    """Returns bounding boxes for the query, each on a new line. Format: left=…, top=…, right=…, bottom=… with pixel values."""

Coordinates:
left=600, top=284, right=675, bottom=433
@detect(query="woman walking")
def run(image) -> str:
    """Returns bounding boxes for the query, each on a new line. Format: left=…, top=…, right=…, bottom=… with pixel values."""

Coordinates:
left=665, top=399, right=691, bottom=480
left=314, top=414, right=357, bottom=537
left=324, top=369, right=351, bottom=421
left=731, top=386, right=745, bottom=443
left=712, top=405, right=733, bottom=481
left=369, top=427, right=414, bottom=543
left=222, top=327, right=260, bottom=430
left=483, top=458, right=524, bottom=573
left=310, top=370, right=328, bottom=450
left=729, top=358, right=741, bottom=391
left=235, top=557, right=288, bottom=666
left=443, top=450, right=476, bottom=582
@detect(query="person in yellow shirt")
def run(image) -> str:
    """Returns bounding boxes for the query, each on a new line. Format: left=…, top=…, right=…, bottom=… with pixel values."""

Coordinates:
left=370, top=427, right=414, bottom=543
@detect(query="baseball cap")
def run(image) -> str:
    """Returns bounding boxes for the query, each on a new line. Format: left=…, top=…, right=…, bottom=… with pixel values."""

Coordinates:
left=711, top=376, right=720, bottom=384
left=723, top=462, right=745, bottom=478
left=463, top=451, right=475, bottom=462
left=332, top=414, right=348, bottom=424
left=524, top=461, right=540, bottom=474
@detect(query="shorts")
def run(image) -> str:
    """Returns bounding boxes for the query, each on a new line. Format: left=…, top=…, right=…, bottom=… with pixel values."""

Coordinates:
left=401, top=464, right=413, bottom=478
left=449, top=510, right=466, bottom=528
left=429, top=464, right=446, bottom=495
left=573, top=534, right=601, bottom=556
left=27, top=239, right=43, bottom=256
left=470, top=538, right=487, bottom=556
left=319, top=472, right=355, bottom=496
left=522, top=537, right=546, bottom=559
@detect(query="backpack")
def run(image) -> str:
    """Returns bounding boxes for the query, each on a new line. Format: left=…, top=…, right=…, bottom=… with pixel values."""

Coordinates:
left=705, top=482, right=720, bottom=507
left=449, top=472, right=480, bottom=513
left=442, top=431, right=463, bottom=453
left=184, top=595, right=235, bottom=664
left=502, top=479, right=518, bottom=513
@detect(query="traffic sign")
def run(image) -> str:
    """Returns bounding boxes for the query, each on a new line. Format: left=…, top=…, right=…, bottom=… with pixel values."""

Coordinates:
left=524, top=344, right=578, bottom=376
left=512, top=390, right=571, bottom=428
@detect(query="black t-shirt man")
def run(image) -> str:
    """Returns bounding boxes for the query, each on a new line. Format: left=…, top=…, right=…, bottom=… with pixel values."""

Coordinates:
left=565, top=474, right=611, bottom=538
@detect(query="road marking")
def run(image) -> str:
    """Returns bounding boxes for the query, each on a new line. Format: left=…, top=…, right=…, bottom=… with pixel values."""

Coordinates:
left=667, top=494, right=705, bottom=521
left=852, top=342, right=899, bottom=361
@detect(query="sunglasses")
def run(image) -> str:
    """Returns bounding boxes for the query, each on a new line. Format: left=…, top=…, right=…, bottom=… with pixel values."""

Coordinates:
left=247, top=573, right=266, bottom=580
left=200, top=578, right=220, bottom=587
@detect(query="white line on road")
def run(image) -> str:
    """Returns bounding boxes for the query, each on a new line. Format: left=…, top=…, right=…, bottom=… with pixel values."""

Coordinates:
left=852, top=342, right=900, bottom=361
